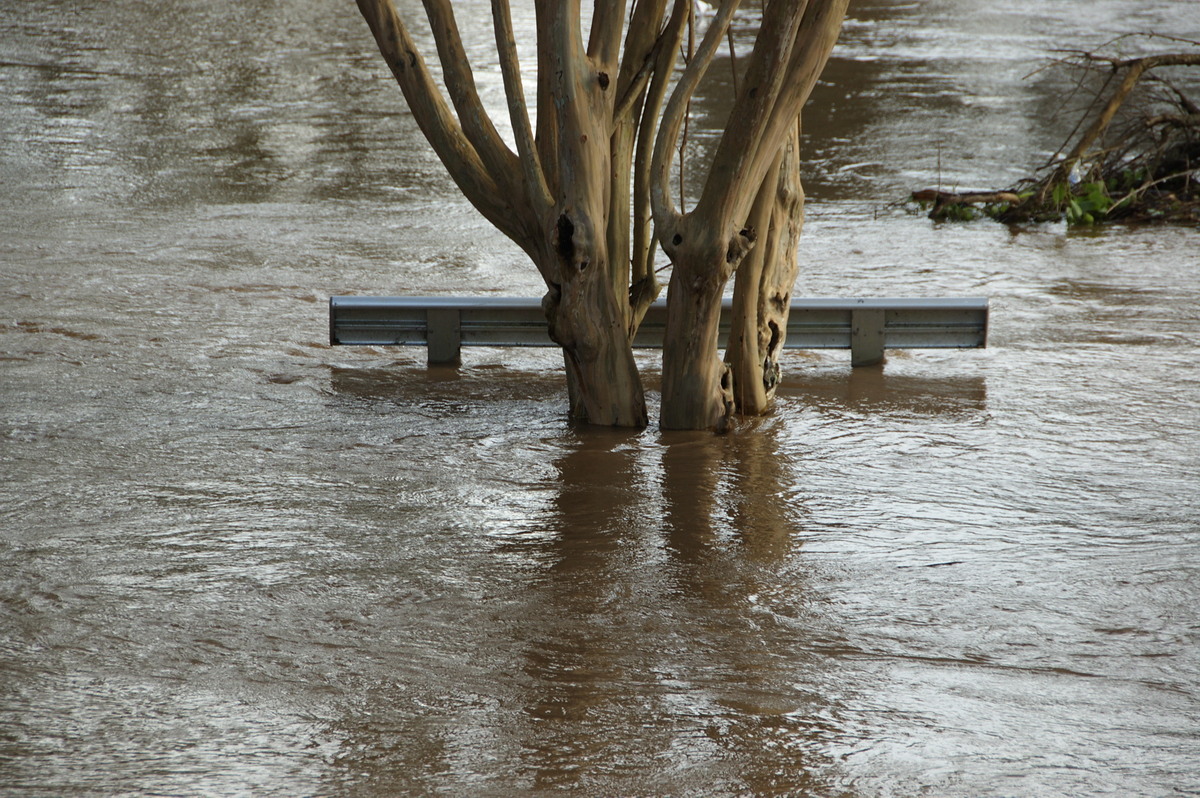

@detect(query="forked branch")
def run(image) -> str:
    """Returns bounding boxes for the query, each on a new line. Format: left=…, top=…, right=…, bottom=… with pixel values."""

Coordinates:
left=421, top=0, right=520, bottom=185
left=492, top=0, right=554, bottom=215
left=355, top=0, right=530, bottom=243
left=650, top=0, right=742, bottom=233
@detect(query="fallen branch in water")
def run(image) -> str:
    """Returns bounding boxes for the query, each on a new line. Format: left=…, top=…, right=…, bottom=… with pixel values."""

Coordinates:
left=911, top=190, right=1022, bottom=205
left=913, top=39, right=1200, bottom=226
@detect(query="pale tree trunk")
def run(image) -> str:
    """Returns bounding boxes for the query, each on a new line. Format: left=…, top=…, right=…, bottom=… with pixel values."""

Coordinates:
left=652, top=0, right=847, bottom=430
left=533, top=0, right=681, bottom=426
left=726, top=119, right=804, bottom=416
left=533, top=0, right=647, bottom=427
left=658, top=221, right=755, bottom=431
left=652, top=0, right=749, bottom=431
left=355, top=0, right=675, bottom=427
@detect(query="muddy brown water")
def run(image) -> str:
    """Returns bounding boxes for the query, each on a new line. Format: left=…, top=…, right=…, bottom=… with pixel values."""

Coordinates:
left=2, top=1, right=1199, bottom=795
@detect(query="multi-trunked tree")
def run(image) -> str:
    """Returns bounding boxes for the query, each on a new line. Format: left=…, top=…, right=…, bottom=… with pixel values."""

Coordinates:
left=354, top=0, right=848, bottom=430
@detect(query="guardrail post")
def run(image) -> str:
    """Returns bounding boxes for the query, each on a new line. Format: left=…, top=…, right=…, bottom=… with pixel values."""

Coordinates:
left=851, top=308, right=886, bottom=366
left=426, top=308, right=461, bottom=366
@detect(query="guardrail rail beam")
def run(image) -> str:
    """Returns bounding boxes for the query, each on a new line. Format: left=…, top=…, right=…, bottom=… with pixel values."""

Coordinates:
left=329, top=295, right=988, bottom=367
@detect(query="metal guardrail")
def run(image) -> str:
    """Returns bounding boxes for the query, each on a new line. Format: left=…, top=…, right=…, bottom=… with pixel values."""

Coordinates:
left=329, top=295, right=989, bottom=366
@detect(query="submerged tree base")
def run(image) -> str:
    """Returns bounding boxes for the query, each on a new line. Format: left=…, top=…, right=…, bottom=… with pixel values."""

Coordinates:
left=914, top=41, right=1200, bottom=227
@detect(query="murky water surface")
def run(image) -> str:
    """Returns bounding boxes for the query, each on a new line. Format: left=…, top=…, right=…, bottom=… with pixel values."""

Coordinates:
left=3, top=1, right=1199, bottom=795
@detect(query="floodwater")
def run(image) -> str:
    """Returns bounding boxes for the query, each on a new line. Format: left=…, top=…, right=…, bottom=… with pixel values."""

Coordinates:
left=2, top=0, right=1199, bottom=795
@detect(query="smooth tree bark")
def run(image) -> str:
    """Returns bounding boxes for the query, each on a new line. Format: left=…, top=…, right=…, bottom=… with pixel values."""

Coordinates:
left=652, top=0, right=848, bottom=430
left=355, top=0, right=847, bottom=430
left=355, top=0, right=675, bottom=427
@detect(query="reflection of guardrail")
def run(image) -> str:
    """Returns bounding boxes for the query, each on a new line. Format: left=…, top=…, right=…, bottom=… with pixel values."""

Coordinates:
left=328, top=296, right=989, bottom=367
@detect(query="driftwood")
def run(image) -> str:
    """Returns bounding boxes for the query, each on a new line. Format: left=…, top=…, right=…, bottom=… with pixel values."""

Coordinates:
left=911, top=190, right=1021, bottom=209
left=913, top=40, right=1200, bottom=225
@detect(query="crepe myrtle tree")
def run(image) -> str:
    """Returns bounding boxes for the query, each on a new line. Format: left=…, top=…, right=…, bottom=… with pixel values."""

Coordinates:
left=353, top=0, right=847, bottom=430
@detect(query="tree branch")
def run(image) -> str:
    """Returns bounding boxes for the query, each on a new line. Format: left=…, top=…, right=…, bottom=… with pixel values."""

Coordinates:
left=532, top=1, right=559, bottom=193
left=355, top=0, right=530, bottom=243
left=492, top=0, right=554, bottom=216
left=420, top=0, right=522, bottom=194
left=612, top=0, right=669, bottom=123
left=612, top=39, right=659, bottom=122
left=700, top=0, right=847, bottom=229
left=1063, top=53, right=1200, bottom=169
left=751, top=0, right=848, bottom=192
left=692, top=0, right=808, bottom=228
left=650, top=0, right=742, bottom=236
left=588, top=0, right=629, bottom=67
left=631, top=0, right=689, bottom=316
left=616, top=0, right=668, bottom=94
left=1144, top=112, right=1200, bottom=128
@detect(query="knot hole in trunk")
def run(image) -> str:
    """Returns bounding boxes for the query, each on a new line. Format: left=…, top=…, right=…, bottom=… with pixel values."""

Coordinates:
left=555, top=213, right=589, bottom=272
